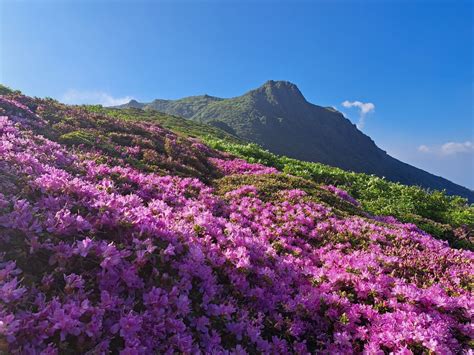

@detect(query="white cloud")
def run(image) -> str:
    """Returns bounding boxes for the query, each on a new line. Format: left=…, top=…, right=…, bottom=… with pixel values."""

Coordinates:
left=61, top=89, right=133, bottom=107
left=342, top=100, right=375, bottom=115
left=418, top=141, right=474, bottom=156
left=440, top=141, right=474, bottom=156
left=417, top=145, right=431, bottom=153
left=341, top=100, right=375, bottom=129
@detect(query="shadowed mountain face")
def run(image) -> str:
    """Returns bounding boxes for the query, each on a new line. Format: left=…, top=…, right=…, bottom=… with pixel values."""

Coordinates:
left=117, top=80, right=474, bottom=201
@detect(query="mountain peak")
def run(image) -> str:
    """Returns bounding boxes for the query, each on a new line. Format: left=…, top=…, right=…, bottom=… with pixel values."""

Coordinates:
left=250, top=80, right=307, bottom=105
left=118, top=99, right=144, bottom=109
left=262, top=79, right=297, bottom=89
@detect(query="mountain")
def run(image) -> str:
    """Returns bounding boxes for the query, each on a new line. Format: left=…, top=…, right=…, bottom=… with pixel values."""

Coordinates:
left=1, top=91, right=473, bottom=353
left=118, top=80, right=474, bottom=201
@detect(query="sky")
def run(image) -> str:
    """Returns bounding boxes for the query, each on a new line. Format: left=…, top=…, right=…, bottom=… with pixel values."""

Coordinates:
left=1, top=0, right=473, bottom=189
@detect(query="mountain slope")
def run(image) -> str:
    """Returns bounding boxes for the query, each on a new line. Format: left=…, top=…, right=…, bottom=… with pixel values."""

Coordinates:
left=116, top=95, right=223, bottom=118
left=86, top=105, right=242, bottom=144
left=1, top=93, right=473, bottom=353
left=120, top=80, right=474, bottom=201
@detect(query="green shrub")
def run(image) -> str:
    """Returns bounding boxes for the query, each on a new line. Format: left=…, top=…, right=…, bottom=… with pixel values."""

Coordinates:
left=59, top=130, right=98, bottom=146
left=0, top=84, right=21, bottom=95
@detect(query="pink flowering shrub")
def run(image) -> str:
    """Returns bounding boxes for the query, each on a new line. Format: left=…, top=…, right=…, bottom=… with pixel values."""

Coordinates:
left=0, top=95, right=222, bottom=181
left=210, top=157, right=279, bottom=175
left=0, top=100, right=473, bottom=353
left=321, top=184, right=361, bottom=206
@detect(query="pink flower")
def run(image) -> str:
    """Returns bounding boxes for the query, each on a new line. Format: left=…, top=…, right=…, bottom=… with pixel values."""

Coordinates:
left=210, top=158, right=279, bottom=175
left=321, top=185, right=360, bottom=206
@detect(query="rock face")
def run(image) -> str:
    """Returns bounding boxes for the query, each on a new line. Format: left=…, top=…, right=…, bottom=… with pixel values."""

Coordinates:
left=118, top=80, right=474, bottom=201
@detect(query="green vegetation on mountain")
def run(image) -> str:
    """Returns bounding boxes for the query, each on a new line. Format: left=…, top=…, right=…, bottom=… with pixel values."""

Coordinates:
left=0, top=84, right=21, bottom=95
left=119, top=80, right=474, bottom=202
left=205, top=138, right=474, bottom=250
left=146, top=95, right=223, bottom=117
left=86, top=105, right=241, bottom=143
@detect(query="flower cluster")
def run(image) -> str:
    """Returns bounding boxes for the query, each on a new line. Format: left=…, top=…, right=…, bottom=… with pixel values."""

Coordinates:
left=0, top=99, right=473, bottom=354
left=210, top=157, right=279, bottom=176
left=321, top=184, right=361, bottom=206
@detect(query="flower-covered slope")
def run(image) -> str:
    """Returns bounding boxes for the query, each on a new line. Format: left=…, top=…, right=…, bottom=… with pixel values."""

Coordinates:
left=206, top=139, right=474, bottom=250
left=0, top=94, right=226, bottom=182
left=0, top=96, right=473, bottom=354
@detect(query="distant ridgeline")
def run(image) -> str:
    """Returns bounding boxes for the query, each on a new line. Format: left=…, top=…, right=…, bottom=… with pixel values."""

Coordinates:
left=117, top=80, right=474, bottom=202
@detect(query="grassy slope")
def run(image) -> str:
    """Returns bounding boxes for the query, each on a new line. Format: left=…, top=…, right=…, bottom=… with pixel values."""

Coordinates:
left=145, top=95, right=223, bottom=118
left=0, top=84, right=21, bottom=95
left=205, top=139, right=474, bottom=250
left=86, top=105, right=242, bottom=143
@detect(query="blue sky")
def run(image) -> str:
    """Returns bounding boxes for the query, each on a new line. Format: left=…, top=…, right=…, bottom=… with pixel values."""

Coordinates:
left=1, top=0, right=473, bottom=188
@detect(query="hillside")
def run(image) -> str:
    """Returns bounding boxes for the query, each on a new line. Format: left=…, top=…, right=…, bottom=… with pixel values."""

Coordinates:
left=117, top=95, right=223, bottom=117
left=205, top=138, right=474, bottom=250
left=119, top=80, right=474, bottom=202
left=86, top=105, right=242, bottom=144
left=0, top=91, right=473, bottom=353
